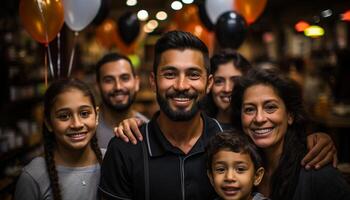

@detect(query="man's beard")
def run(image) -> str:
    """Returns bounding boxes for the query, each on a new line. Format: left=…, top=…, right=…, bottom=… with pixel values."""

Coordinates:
left=156, top=88, right=205, bottom=121
left=102, top=89, right=136, bottom=112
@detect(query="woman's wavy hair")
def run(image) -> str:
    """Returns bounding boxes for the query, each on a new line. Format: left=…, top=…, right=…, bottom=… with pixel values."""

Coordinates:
left=43, top=79, right=102, bottom=200
left=204, top=50, right=251, bottom=118
left=231, top=68, right=307, bottom=200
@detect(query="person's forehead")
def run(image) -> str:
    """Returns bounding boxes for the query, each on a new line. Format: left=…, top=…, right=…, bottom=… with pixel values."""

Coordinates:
left=213, top=150, right=254, bottom=164
left=158, top=49, right=205, bottom=71
left=100, top=60, right=133, bottom=75
left=215, top=62, right=242, bottom=76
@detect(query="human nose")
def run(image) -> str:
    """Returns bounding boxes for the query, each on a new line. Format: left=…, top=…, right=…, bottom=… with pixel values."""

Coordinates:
left=223, top=80, right=233, bottom=93
left=70, top=115, right=84, bottom=129
left=225, top=169, right=237, bottom=182
left=174, top=74, right=190, bottom=91
left=114, top=79, right=122, bottom=90
left=254, top=108, right=267, bottom=123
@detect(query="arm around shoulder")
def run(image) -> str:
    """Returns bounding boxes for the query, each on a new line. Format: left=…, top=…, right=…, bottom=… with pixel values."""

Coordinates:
left=305, top=165, right=350, bottom=200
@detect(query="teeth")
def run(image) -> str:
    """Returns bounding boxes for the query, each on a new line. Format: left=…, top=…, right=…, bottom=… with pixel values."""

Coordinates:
left=220, top=96, right=230, bottom=102
left=223, top=187, right=239, bottom=191
left=173, top=97, right=190, bottom=101
left=67, top=133, right=85, bottom=137
left=253, top=128, right=273, bottom=134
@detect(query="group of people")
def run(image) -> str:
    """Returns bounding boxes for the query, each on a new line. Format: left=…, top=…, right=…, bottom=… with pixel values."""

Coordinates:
left=14, top=31, right=350, bottom=200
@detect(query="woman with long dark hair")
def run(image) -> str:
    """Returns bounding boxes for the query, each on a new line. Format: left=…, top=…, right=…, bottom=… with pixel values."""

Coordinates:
left=231, top=68, right=350, bottom=200
left=15, top=79, right=102, bottom=200
left=204, top=50, right=251, bottom=130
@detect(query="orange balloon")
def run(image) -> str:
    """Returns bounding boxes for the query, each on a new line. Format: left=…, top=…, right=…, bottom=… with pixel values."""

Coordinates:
left=19, top=0, right=64, bottom=44
left=170, top=5, right=215, bottom=54
left=183, top=21, right=215, bottom=54
left=96, top=19, right=118, bottom=49
left=234, top=0, right=267, bottom=25
left=172, top=5, right=199, bottom=30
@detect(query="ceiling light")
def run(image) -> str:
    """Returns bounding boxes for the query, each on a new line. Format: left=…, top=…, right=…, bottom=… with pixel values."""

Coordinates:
left=182, top=0, right=194, bottom=4
left=143, top=25, right=154, bottom=33
left=295, top=20, right=310, bottom=32
left=126, top=0, right=137, bottom=6
left=341, top=10, right=350, bottom=22
left=137, top=10, right=149, bottom=21
left=304, top=25, right=325, bottom=38
left=321, top=9, right=332, bottom=18
left=147, top=20, right=159, bottom=30
left=171, top=1, right=183, bottom=10
left=156, top=11, right=168, bottom=21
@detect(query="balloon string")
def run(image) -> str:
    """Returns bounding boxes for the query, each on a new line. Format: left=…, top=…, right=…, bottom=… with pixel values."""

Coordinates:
left=46, top=43, right=55, bottom=78
left=57, top=33, right=61, bottom=78
left=68, top=32, right=79, bottom=77
left=44, top=49, right=48, bottom=87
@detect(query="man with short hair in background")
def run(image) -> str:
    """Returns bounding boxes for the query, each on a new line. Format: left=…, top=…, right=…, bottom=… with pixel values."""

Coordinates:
left=95, top=53, right=148, bottom=148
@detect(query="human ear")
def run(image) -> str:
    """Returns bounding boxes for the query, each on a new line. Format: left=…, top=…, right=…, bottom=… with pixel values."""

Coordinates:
left=206, top=74, right=213, bottom=94
left=253, top=167, right=265, bottom=186
left=134, top=75, right=140, bottom=92
left=149, top=72, right=156, bottom=92
left=207, top=170, right=214, bottom=186
left=287, top=113, right=294, bottom=125
left=44, top=120, right=53, bottom=132
left=95, top=106, right=100, bottom=126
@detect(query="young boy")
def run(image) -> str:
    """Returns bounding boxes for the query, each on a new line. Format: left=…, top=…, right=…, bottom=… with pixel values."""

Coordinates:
left=206, top=131, right=268, bottom=200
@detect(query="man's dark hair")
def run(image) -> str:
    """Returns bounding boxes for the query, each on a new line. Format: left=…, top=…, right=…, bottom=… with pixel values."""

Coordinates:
left=95, top=52, right=135, bottom=82
left=153, top=30, right=210, bottom=76
left=206, top=130, right=263, bottom=172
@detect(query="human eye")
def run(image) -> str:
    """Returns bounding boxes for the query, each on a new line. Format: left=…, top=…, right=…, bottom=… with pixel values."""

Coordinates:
left=56, top=112, right=71, bottom=121
left=214, top=165, right=226, bottom=174
left=235, top=165, right=248, bottom=174
left=120, top=74, right=131, bottom=82
left=214, top=78, right=224, bottom=85
left=162, top=71, right=176, bottom=79
left=265, top=103, right=278, bottom=113
left=103, top=77, right=114, bottom=84
left=188, top=71, right=201, bottom=80
left=242, top=106, right=256, bottom=115
left=80, top=110, right=92, bottom=118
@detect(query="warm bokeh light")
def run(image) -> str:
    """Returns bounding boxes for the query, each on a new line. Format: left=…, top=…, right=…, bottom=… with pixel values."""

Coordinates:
left=143, top=24, right=154, bottom=33
left=295, top=20, right=310, bottom=32
left=156, top=11, right=168, bottom=20
left=171, top=1, right=183, bottom=10
left=147, top=20, right=159, bottom=30
left=137, top=10, right=149, bottom=21
left=304, top=25, right=325, bottom=38
left=341, top=10, right=350, bottom=22
left=126, top=0, right=137, bottom=6
left=321, top=9, right=332, bottom=18
left=182, top=0, right=194, bottom=4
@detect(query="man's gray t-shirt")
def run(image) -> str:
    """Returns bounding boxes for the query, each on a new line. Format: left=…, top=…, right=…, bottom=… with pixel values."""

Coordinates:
left=15, top=157, right=100, bottom=200
left=96, top=112, right=149, bottom=149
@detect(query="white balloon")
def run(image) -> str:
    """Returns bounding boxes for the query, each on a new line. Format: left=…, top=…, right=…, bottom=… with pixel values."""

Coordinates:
left=63, top=0, right=101, bottom=31
left=205, top=0, right=234, bottom=24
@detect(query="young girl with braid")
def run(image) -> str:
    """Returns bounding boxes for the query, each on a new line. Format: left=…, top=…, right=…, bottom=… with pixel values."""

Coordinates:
left=15, top=79, right=103, bottom=200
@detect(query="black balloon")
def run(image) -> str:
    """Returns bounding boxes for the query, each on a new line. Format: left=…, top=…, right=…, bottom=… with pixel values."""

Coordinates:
left=92, top=0, right=112, bottom=26
left=118, top=12, right=140, bottom=45
left=197, top=2, right=214, bottom=30
left=215, top=11, right=247, bottom=49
